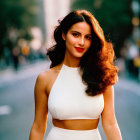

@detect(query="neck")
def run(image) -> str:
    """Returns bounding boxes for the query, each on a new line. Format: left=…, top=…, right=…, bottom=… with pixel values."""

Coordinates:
left=63, top=51, right=81, bottom=67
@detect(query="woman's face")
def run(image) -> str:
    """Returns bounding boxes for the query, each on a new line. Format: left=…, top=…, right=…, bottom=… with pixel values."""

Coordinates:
left=62, top=21, right=92, bottom=59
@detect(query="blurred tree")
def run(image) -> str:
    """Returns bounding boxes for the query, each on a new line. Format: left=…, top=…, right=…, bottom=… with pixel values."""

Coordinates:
left=0, top=0, right=45, bottom=59
left=71, top=0, right=133, bottom=57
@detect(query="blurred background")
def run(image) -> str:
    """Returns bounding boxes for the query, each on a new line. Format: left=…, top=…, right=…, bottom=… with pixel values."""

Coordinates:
left=0, top=0, right=140, bottom=140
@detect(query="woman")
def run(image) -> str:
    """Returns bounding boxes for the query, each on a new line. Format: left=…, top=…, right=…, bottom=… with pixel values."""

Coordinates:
left=29, top=10, right=122, bottom=140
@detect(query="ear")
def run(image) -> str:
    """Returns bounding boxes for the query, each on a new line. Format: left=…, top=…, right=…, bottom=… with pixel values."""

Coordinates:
left=62, top=32, right=66, bottom=40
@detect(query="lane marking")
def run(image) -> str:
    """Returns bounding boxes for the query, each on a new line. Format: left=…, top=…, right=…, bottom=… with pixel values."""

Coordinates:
left=0, top=105, right=12, bottom=115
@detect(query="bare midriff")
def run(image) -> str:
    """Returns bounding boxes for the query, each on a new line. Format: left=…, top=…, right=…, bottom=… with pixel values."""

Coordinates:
left=52, top=118, right=99, bottom=130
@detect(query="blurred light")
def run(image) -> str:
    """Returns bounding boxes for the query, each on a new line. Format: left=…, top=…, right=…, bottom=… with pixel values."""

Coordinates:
left=30, top=39, right=42, bottom=51
left=134, top=57, right=140, bottom=67
left=137, top=39, right=140, bottom=48
left=21, top=46, right=30, bottom=55
left=132, top=17, right=140, bottom=26
left=127, top=43, right=139, bottom=58
left=30, top=27, right=42, bottom=51
left=94, top=0, right=102, bottom=9
left=30, top=27, right=42, bottom=39
left=0, top=105, right=12, bottom=115
left=131, top=1, right=139, bottom=15
left=18, top=39, right=28, bottom=47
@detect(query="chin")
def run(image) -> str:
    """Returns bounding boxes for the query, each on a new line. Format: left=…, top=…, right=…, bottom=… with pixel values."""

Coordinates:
left=73, top=53, right=85, bottom=58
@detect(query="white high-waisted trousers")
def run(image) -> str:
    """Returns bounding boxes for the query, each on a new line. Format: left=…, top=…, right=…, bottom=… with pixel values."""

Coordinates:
left=46, top=125, right=102, bottom=140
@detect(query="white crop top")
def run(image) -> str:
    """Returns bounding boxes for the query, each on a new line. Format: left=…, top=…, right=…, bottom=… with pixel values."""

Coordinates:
left=48, top=64, right=104, bottom=120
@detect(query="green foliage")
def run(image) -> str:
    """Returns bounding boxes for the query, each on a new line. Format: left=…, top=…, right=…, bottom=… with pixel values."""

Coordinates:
left=0, top=0, right=43, bottom=58
left=71, top=0, right=133, bottom=57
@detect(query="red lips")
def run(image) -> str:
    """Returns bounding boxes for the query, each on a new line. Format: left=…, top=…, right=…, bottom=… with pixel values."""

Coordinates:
left=75, top=47, right=84, bottom=52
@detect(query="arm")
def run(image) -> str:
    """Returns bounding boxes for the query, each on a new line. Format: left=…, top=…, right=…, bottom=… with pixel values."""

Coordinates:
left=29, top=72, right=49, bottom=140
left=101, top=85, right=122, bottom=140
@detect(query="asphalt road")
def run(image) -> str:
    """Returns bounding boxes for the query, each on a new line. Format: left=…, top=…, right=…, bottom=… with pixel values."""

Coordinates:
left=0, top=62, right=140, bottom=140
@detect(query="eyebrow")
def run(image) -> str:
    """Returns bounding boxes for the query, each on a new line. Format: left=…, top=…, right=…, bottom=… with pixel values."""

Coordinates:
left=71, top=30, right=92, bottom=36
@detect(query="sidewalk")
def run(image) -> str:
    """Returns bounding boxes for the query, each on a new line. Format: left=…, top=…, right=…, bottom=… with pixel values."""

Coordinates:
left=0, top=60, right=140, bottom=96
left=0, top=60, right=50, bottom=88
left=115, top=76, right=140, bottom=96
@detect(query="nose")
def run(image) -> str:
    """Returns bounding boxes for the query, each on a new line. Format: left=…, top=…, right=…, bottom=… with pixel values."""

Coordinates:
left=79, top=37, right=84, bottom=46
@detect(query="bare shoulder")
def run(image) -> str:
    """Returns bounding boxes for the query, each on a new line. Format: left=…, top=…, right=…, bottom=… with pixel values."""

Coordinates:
left=35, top=64, right=62, bottom=95
left=36, top=68, right=55, bottom=87
left=36, top=70, right=50, bottom=84
left=37, top=63, right=61, bottom=78
left=39, top=64, right=61, bottom=80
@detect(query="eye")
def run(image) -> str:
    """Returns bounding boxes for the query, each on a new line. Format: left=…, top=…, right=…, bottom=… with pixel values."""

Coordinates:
left=72, top=32, right=79, bottom=37
left=85, top=35, right=92, bottom=40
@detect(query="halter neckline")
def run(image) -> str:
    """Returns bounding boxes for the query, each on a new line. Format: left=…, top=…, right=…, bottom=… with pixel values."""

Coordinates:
left=63, top=63, right=79, bottom=69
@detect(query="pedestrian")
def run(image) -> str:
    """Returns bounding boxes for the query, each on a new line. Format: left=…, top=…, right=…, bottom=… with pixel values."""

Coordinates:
left=29, top=9, right=122, bottom=140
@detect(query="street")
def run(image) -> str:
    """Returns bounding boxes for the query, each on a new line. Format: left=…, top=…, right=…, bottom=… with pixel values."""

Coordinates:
left=0, top=61, right=140, bottom=140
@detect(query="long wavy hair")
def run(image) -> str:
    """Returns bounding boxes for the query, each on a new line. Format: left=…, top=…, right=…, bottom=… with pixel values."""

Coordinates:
left=47, top=10, right=119, bottom=96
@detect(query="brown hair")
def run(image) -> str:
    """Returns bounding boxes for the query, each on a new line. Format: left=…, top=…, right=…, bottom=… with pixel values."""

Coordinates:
left=47, top=9, right=119, bottom=96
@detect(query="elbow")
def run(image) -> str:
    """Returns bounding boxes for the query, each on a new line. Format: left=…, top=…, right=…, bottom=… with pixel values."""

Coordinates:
left=102, top=122, right=122, bottom=140
left=102, top=114, right=118, bottom=130
left=29, top=123, right=46, bottom=140
left=102, top=122, right=118, bottom=131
